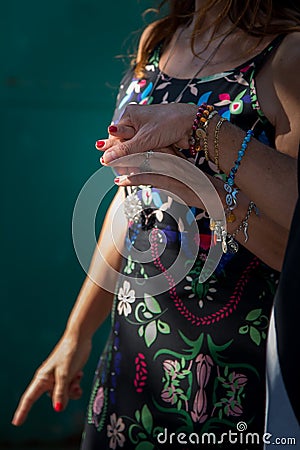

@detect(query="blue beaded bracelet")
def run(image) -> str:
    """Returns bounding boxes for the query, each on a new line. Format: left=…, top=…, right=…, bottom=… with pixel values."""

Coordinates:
left=224, top=129, right=254, bottom=222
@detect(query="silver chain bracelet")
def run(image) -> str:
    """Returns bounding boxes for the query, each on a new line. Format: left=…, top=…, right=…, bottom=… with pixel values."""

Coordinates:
left=226, top=201, right=258, bottom=253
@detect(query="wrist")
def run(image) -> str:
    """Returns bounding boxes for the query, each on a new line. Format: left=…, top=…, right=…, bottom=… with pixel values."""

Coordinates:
left=175, top=103, right=199, bottom=149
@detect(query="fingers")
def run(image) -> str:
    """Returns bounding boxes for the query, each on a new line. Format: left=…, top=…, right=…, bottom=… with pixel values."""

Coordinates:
left=102, top=141, right=136, bottom=164
left=114, top=172, right=198, bottom=207
left=52, top=367, right=70, bottom=412
left=95, top=124, right=135, bottom=153
left=68, top=371, right=83, bottom=400
left=69, top=384, right=83, bottom=400
left=96, top=125, right=185, bottom=165
left=12, top=373, right=53, bottom=426
left=95, top=138, right=113, bottom=151
left=108, top=124, right=135, bottom=140
left=12, top=367, right=85, bottom=426
left=46, top=370, right=83, bottom=401
left=115, top=173, right=171, bottom=190
left=96, top=137, right=133, bottom=165
left=101, top=142, right=178, bottom=165
left=52, top=367, right=85, bottom=411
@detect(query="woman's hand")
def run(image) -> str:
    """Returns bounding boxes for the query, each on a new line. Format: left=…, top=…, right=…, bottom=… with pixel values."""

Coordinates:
left=114, top=170, right=205, bottom=208
left=97, top=103, right=197, bottom=164
left=12, top=334, right=92, bottom=426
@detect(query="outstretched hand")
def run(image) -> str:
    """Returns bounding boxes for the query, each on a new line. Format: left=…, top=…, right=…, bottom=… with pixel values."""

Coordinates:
left=12, top=335, right=91, bottom=426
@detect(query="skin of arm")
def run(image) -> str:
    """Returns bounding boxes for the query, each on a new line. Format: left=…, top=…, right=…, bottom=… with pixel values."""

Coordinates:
left=12, top=188, right=127, bottom=425
left=65, top=187, right=127, bottom=340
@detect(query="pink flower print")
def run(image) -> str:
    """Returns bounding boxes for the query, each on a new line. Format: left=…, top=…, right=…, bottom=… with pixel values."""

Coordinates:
left=191, top=389, right=208, bottom=423
left=214, top=89, right=251, bottom=119
left=195, top=354, right=213, bottom=387
left=191, top=354, right=214, bottom=424
left=163, top=359, right=181, bottom=378
left=134, top=353, right=148, bottom=393
left=93, top=386, right=104, bottom=415
left=217, top=93, right=231, bottom=104
left=161, top=386, right=177, bottom=405
left=226, top=399, right=243, bottom=417
left=107, top=413, right=126, bottom=449
left=230, top=372, right=248, bottom=390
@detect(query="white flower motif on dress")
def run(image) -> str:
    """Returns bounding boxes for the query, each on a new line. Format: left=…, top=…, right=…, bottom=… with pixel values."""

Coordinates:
left=123, top=191, right=143, bottom=224
left=184, top=276, right=217, bottom=308
left=107, top=413, right=126, bottom=449
left=117, top=280, right=136, bottom=317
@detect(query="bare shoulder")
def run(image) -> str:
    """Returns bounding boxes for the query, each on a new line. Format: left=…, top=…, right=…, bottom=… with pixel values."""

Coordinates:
left=136, top=20, right=161, bottom=62
left=256, top=32, right=300, bottom=157
left=273, top=33, right=300, bottom=157
left=272, top=32, right=300, bottom=75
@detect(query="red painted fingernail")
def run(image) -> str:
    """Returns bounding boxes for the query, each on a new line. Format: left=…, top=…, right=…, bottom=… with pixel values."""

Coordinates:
left=114, top=177, right=120, bottom=183
left=109, top=125, right=118, bottom=133
left=95, top=140, right=105, bottom=149
left=100, top=156, right=105, bottom=164
left=54, top=402, right=63, bottom=412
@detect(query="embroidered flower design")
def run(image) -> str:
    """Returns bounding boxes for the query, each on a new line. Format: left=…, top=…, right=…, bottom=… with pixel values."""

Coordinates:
left=184, top=272, right=218, bottom=308
left=229, top=372, right=248, bottom=390
left=163, top=359, right=181, bottom=378
left=226, top=399, right=244, bottom=417
left=214, top=368, right=247, bottom=418
left=123, top=192, right=143, bottom=225
left=161, top=358, right=190, bottom=409
left=214, top=89, right=251, bottom=119
left=93, top=386, right=104, bottom=416
left=107, top=413, right=126, bottom=449
left=117, top=280, right=135, bottom=317
left=191, top=354, right=214, bottom=423
left=161, top=385, right=177, bottom=404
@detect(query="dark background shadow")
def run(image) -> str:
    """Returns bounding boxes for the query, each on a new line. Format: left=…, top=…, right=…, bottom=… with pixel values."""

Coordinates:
left=0, top=0, right=153, bottom=446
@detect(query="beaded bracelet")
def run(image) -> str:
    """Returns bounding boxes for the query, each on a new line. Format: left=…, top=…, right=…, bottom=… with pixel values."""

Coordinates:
left=201, top=110, right=218, bottom=161
left=189, top=103, right=216, bottom=157
left=224, top=129, right=254, bottom=222
left=226, top=201, right=258, bottom=253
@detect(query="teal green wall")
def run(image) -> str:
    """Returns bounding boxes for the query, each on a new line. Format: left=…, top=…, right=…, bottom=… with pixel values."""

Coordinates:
left=1, top=0, right=152, bottom=444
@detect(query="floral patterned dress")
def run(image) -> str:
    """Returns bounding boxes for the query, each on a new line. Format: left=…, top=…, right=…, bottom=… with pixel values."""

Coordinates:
left=80, top=35, right=284, bottom=450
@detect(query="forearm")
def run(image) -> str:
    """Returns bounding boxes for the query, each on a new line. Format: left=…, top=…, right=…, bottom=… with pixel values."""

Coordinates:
left=105, top=103, right=298, bottom=230
left=198, top=173, right=287, bottom=270
left=214, top=178, right=288, bottom=271
left=206, top=115, right=298, bottom=231
left=64, top=276, right=117, bottom=342
left=65, top=188, right=127, bottom=341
